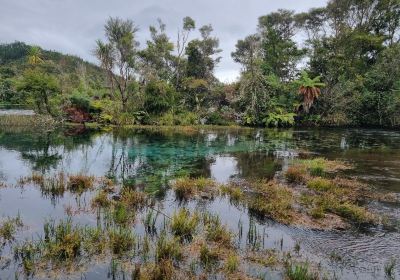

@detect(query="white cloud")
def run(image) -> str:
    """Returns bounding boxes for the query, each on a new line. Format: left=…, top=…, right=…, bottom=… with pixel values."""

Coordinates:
left=0, top=0, right=328, bottom=80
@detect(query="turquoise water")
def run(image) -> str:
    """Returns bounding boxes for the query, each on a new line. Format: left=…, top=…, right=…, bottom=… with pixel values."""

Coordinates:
left=0, top=126, right=400, bottom=279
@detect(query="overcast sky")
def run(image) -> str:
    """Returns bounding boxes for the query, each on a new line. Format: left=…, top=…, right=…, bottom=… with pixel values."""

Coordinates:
left=0, top=0, right=327, bottom=82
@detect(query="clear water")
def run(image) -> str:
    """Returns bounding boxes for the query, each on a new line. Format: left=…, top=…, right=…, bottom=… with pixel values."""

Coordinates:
left=0, top=126, right=400, bottom=279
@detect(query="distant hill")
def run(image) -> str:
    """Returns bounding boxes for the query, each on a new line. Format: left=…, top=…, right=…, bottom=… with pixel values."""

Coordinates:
left=0, top=42, right=107, bottom=96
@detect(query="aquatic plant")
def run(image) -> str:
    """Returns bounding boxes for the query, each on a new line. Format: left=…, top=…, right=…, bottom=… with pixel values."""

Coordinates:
left=143, top=209, right=158, bottom=234
left=248, top=181, right=294, bottom=223
left=285, top=166, right=307, bottom=184
left=224, top=253, right=239, bottom=273
left=307, top=177, right=335, bottom=192
left=14, top=241, right=39, bottom=275
left=384, top=258, right=396, bottom=280
left=285, top=262, right=317, bottom=280
left=295, top=158, right=349, bottom=177
left=92, top=190, right=112, bottom=208
left=68, top=174, right=94, bottom=194
left=199, top=244, right=219, bottom=270
left=220, top=184, right=244, bottom=201
left=170, top=208, right=199, bottom=241
left=108, top=228, right=135, bottom=255
left=120, top=188, right=147, bottom=208
left=112, top=202, right=135, bottom=226
left=172, top=177, right=217, bottom=198
left=203, top=214, right=232, bottom=247
left=155, top=231, right=182, bottom=263
left=84, top=227, right=107, bottom=255
left=0, top=214, right=23, bottom=243
left=42, top=219, right=83, bottom=261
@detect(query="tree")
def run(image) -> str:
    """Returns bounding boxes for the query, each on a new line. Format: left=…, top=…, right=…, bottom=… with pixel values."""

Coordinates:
left=175, top=17, right=196, bottom=88
left=95, top=17, right=139, bottom=111
left=258, top=10, right=305, bottom=81
left=28, top=46, right=43, bottom=65
left=186, top=25, right=221, bottom=81
left=296, top=71, right=325, bottom=113
left=139, top=19, right=175, bottom=83
left=17, top=69, right=59, bottom=115
left=143, top=79, right=176, bottom=115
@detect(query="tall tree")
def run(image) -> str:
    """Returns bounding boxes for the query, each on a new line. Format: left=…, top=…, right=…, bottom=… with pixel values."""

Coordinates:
left=174, top=17, right=196, bottom=88
left=139, top=19, right=175, bottom=83
left=258, top=9, right=305, bottom=81
left=95, top=17, right=139, bottom=111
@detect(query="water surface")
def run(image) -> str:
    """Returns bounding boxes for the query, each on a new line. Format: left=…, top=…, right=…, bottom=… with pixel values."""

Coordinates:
left=0, top=126, right=399, bottom=279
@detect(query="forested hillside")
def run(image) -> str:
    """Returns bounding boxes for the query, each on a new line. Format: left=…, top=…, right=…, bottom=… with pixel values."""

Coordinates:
left=1, top=0, right=399, bottom=127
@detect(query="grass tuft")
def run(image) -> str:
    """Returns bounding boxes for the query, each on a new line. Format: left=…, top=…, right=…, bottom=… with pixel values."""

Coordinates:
left=170, top=208, right=199, bottom=241
left=172, top=177, right=217, bottom=198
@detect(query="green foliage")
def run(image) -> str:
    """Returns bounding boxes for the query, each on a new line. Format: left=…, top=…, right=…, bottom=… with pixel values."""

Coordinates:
left=285, top=263, right=317, bottom=280
left=262, top=108, right=296, bottom=127
left=2, top=1, right=400, bottom=128
left=144, top=79, right=176, bottom=115
left=16, top=69, right=60, bottom=116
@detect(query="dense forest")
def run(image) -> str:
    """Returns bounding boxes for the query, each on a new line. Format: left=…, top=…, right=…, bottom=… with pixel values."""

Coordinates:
left=1, top=0, right=399, bottom=127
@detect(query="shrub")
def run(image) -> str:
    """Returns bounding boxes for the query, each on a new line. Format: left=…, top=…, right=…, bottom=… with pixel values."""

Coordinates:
left=144, top=80, right=176, bottom=115
left=206, top=111, right=227, bottom=125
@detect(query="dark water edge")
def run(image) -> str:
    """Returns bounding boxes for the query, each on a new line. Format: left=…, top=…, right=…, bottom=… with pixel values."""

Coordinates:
left=0, top=126, right=399, bottom=279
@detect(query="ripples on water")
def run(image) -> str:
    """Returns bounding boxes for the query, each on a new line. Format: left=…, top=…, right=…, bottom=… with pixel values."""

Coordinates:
left=0, top=127, right=399, bottom=279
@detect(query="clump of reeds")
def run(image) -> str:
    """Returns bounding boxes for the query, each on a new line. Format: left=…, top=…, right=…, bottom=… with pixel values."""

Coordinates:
left=170, top=208, right=199, bottom=241
left=203, top=213, right=232, bottom=247
left=248, top=181, right=294, bottom=223
left=285, top=262, right=317, bottom=280
left=199, top=243, right=219, bottom=270
left=171, top=177, right=218, bottom=198
left=155, top=231, right=182, bottom=263
left=108, top=228, right=135, bottom=255
left=0, top=214, right=23, bottom=243
left=68, top=174, right=95, bottom=194
left=220, top=184, right=244, bottom=202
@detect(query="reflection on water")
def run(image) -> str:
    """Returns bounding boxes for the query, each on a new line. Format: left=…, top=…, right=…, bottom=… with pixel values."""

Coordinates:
left=0, top=126, right=400, bottom=279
